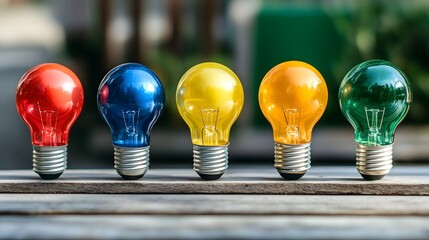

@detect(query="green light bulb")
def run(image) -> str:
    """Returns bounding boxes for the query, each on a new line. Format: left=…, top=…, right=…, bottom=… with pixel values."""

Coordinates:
left=339, top=60, right=412, bottom=180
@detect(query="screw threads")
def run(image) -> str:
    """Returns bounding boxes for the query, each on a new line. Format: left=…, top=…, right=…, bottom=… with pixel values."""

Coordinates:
left=274, top=142, right=311, bottom=179
left=33, top=145, right=67, bottom=179
left=193, top=145, right=228, bottom=179
left=356, top=143, right=393, bottom=180
left=114, top=145, right=150, bottom=179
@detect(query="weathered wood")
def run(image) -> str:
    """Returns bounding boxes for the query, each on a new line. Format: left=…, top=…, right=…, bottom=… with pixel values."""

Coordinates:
left=0, top=215, right=428, bottom=239
left=0, top=166, right=427, bottom=239
left=0, top=194, right=428, bottom=216
left=0, top=166, right=427, bottom=195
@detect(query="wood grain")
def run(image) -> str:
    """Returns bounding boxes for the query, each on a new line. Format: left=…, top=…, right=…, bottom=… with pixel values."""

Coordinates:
left=0, top=215, right=428, bottom=240
left=0, top=194, right=427, bottom=216
left=0, top=166, right=427, bottom=195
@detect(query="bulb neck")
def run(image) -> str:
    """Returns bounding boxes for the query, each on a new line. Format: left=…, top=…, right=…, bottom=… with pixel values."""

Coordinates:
left=274, top=142, right=311, bottom=180
left=114, top=145, right=150, bottom=180
left=33, top=145, right=67, bottom=180
left=193, top=144, right=228, bottom=180
left=356, top=143, right=393, bottom=180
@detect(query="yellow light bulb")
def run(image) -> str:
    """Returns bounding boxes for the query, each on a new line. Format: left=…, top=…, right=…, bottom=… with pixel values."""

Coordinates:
left=176, top=62, right=244, bottom=180
left=259, top=61, right=328, bottom=180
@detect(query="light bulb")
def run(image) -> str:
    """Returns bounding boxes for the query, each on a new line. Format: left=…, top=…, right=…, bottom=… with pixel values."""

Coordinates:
left=339, top=60, right=412, bottom=180
left=16, top=63, right=84, bottom=180
left=176, top=62, right=244, bottom=180
left=259, top=61, right=328, bottom=180
left=97, top=63, right=165, bottom=180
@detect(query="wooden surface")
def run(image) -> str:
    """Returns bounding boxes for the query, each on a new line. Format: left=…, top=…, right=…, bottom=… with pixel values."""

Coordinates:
left=1, top=194, right=429, bottom=216
left=1, top=216, right=428, bottom=240
left=0, top=166, right=428, bottom=195
left=0, top=166, right=429, bottom=239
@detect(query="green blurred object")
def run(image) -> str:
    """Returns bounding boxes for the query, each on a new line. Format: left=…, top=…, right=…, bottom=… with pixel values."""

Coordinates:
left=253, top=4, right=344, bottom=126
left=339, top=60, right=412, bottom=146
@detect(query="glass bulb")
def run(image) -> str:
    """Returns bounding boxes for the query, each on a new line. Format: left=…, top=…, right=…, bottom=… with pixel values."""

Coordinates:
left=259, top=61, right=328, bottom=180
left=97, top=63, right=165, bottom=180
left=16, top=63, right=84, bottom=179
left=339, top=60, right=412, bottom=180
left=176, top=62, right=244, bottom=180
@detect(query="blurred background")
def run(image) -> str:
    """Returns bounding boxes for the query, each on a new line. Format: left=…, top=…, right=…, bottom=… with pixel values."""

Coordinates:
left=1, top=0, right=429, bottom=170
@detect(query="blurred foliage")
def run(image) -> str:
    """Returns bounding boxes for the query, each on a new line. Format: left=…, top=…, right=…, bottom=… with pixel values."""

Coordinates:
left=66, top=0, right=429, bottom=128
left=330, top=0, right=429, bottom=124
left=252, top=0, right=429, bottom=126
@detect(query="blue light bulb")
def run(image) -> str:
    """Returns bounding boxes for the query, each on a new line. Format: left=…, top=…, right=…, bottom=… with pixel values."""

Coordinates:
left=97, top=63, right=165, bottom=180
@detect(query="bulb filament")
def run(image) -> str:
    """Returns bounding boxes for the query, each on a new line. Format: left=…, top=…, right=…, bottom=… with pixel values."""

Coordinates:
left=122, top=109, right=140, bottom=146
left=38, top=102, right=58, bottom=145
left=200, top=107, right=219, bottom=145
left=365, top=107, right=385, bottom=145
left=282, top=106, right=301, bottom=144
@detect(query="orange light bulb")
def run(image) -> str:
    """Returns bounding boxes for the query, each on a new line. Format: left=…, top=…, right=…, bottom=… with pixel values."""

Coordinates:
left=259, top=61, right=328, bottom=180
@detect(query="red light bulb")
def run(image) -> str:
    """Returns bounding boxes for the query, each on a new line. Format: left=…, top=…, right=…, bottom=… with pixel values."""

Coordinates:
left=16, top=63, right=84, bottom=179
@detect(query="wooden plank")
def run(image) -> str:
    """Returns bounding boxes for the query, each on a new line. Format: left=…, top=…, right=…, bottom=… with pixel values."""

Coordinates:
left=0, top=166, right=428, bottom=195
left=0, top=215, right=428, bottom=239
left=0, top=194, right=428, bottom=216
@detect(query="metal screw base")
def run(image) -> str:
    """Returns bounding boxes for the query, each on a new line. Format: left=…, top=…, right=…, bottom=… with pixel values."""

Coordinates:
left=114, top=146, right=150, bottom=180
left=274, top=142, right=311, bottom=180
left=33, top=145, right=67, bottom=180
left=356, top=143, right=393, bottom=181
left=193, top=144, right=228, bottom=180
